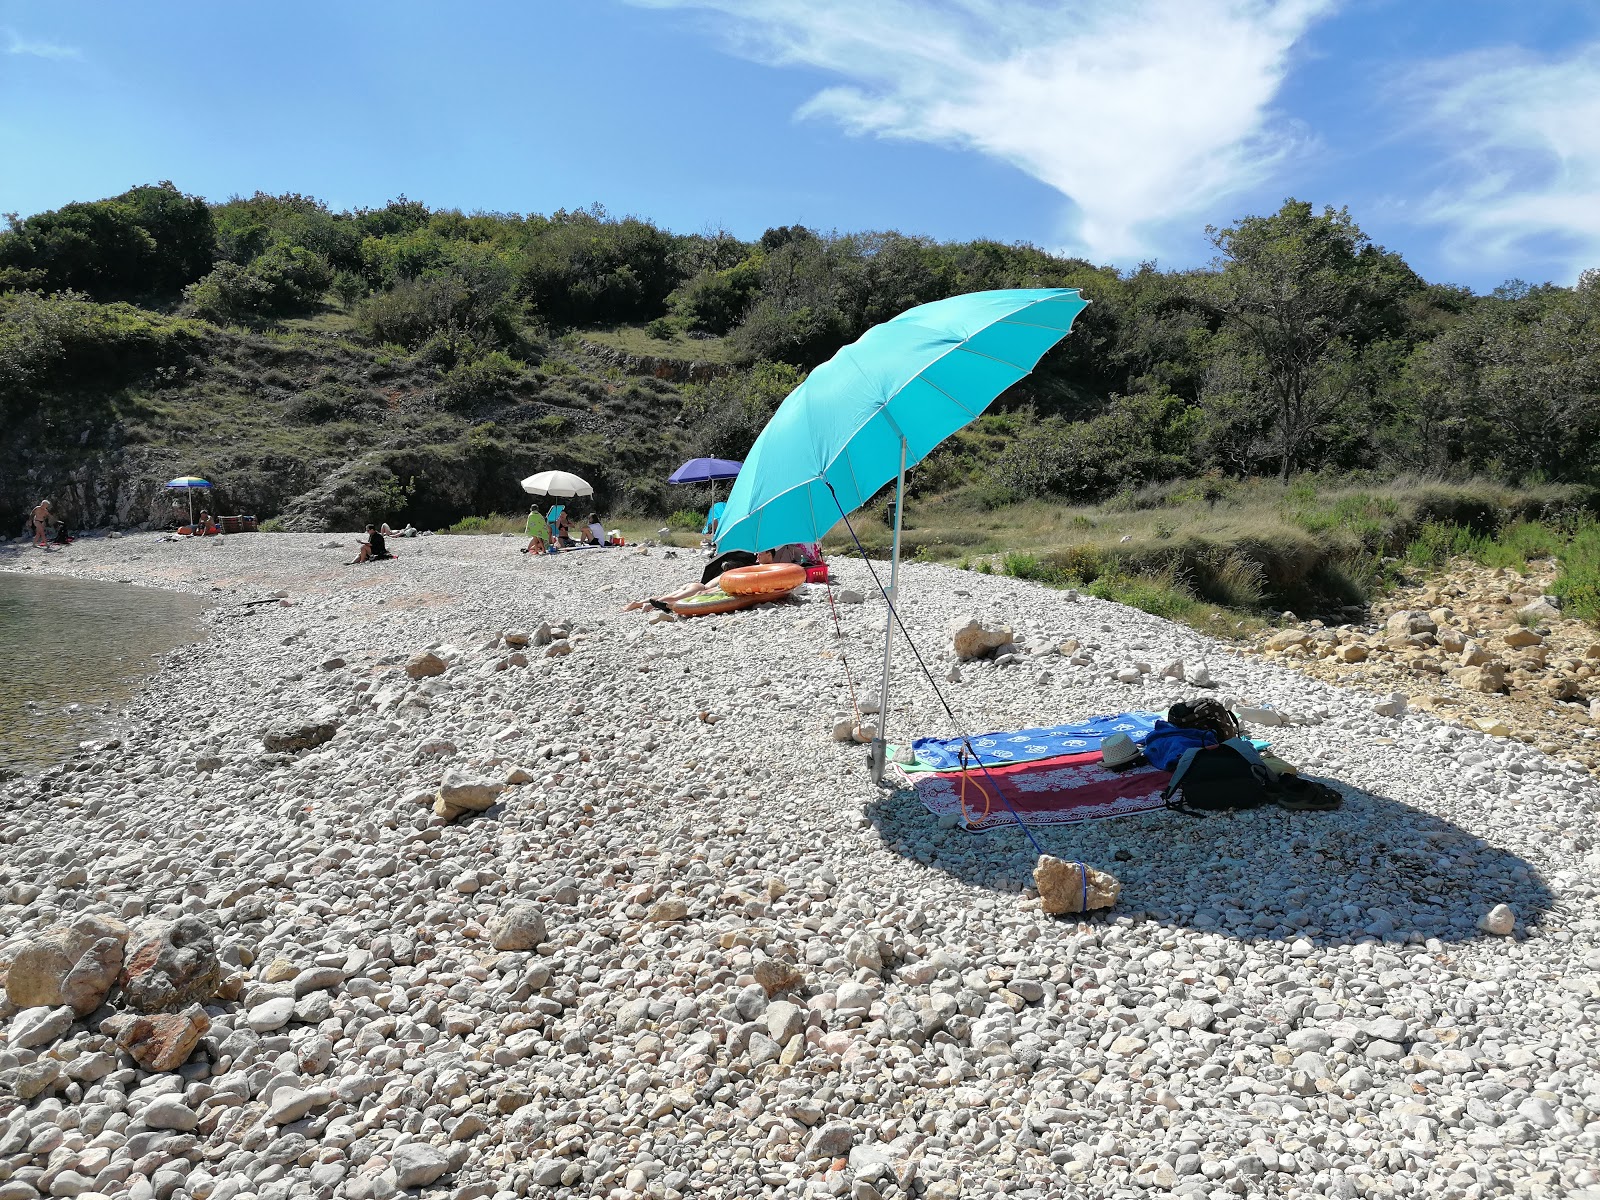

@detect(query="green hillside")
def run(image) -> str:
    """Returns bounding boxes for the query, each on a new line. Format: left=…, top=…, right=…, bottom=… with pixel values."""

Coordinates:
left=3, top=183, right=1599, bottom=543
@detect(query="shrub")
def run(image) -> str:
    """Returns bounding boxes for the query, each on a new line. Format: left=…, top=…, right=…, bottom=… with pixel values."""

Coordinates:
left=356, top=256, right=519, bottom=350
left=672, top=259, right=762, bottom=334
left=667, top=508, right=704, bottom=529
left=185, top=245, right=333, bottom=321
left=259, top=517, right=286, bottom=532
left=645, top=316, right=677, bottom=341
left=437, top=350, right=522, bottom=409
left=1552, top=521, right=1600, bottom=624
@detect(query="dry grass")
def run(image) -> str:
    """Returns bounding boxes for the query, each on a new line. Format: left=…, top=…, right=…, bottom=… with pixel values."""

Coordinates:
left=579, top=324, right=737, bottom=365
left=819, top=475, right=1591, bottom=623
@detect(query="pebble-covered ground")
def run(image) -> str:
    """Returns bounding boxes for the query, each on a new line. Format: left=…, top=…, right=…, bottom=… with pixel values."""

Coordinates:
left=1, top=531, right=1597, bottom=1200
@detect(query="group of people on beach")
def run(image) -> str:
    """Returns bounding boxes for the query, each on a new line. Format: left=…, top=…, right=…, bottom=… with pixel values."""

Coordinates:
left=522, top=504, right=610, bottom=556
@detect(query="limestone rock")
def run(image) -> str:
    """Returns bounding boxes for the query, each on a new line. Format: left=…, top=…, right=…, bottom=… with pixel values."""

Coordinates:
left=433, top=768, right=504, bottom=821
left=267, top=1085, right=333, bottom=1126
left=487, top=902, right=547, bottom=951
left=60, top=936, right=125, bottom=1016
left=647, top=897, right=690, bottom=923
left=807, top=1121, right=856, bottom=1160
left=947, top=616, right=1014, bottom=661
left=1265, top=629, right=1310, bottom=650
left=117, top=917, right=222, bottom=1013
left=262, top=715, right=338, bottom=753
left=406, top=651, right=448, bottom=679
left=1502, top=627, right=1543, bottom=649
left=1478, top=904, right=1515, bottom=936
left=753, top=959, right=804, bottom=997
left=113, top=1004, right=211, bottom=1071
left=1371, top=693, right=1408, bottom=718
left=391, top=1143, right=451, bottom=1188
left=1335, top=643, right=1369, bottom=663
left=3, top=915, right=129, bottom=1012
left=1035, top=856, right=1121, bottom=915
left=1518, top=597, right=1561, bottom=622
left=1458, top=663, right=1507, bottom=693
left=767, top=1000, right=806, bottom=1045
left=1386, top=610, right=1436, bottom=636
left=144, top=1095, right=198, bottom=1132
left=8, top=1004, right=74, bottom=1050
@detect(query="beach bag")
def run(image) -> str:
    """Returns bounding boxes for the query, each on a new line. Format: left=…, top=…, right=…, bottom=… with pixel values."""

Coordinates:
left=1167, top=699, right=1240, bottom=742
left=1162, top=738, right=1274, bottom=815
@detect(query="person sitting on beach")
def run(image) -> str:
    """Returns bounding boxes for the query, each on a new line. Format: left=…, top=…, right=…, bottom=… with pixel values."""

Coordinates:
left=553, top=509, right=574, bottom=547
left=197, top=509, right=215, bottom=535
left=348, top=524, right=394, bottom=564
left=582, top=512, right=608, bottom=545
left=521, top=506, right=551, bottom=556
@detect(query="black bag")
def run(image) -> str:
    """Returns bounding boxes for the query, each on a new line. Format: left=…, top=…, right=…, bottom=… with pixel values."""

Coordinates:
left=1162, top=741, right=1272, bottom=815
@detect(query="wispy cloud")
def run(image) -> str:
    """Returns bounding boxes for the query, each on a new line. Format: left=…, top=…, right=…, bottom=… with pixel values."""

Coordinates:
left=631, top=0, right=1330, bottom=260
left=1407, top=42, right=1600, bottom=281
left=3, top=27, right=81, bottom=60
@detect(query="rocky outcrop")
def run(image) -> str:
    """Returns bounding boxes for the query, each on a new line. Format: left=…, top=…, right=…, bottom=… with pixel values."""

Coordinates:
left=577, top=339, right=735, bottom=384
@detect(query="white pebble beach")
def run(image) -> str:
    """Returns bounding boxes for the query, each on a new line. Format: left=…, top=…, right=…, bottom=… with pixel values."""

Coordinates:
left=2, top=530, right=1597, bottom=1200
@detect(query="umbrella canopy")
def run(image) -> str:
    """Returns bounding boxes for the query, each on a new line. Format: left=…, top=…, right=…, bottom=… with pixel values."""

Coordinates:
left=164, top=476, right=212, bottom=490
left=668, top=457, right=742, bottom=485
left=715, top=289, right=1087, bottom=552
left=520, top=470, right=593, bottom=498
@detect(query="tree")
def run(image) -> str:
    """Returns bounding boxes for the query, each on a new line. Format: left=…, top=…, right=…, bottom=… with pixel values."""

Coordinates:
left=0, top=182, right=213, bottom=299
left=1204, top=200, right=1417, bottom=478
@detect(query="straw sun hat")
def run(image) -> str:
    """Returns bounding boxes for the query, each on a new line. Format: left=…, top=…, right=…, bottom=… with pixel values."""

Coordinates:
left=1100, top=732, right=1141, bottom=771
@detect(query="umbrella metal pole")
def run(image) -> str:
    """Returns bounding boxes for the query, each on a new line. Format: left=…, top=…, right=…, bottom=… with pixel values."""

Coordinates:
left=870, top=437, right=908, bottom=784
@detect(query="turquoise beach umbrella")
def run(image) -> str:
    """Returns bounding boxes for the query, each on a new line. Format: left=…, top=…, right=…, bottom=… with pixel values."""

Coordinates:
left=714, top=288, right=1090, bottom=779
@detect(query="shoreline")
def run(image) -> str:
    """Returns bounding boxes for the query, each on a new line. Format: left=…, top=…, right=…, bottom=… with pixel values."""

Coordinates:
left=1, top=532, right=1596, bottom=1198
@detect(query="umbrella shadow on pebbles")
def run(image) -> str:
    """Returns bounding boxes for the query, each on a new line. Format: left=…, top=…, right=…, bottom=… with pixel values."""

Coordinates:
left=869, top=777, right=1553, bottom=948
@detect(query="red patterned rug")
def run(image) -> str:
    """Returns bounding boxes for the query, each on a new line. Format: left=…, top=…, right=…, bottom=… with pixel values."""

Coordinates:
left=899, top=753, right=1173, bottom=832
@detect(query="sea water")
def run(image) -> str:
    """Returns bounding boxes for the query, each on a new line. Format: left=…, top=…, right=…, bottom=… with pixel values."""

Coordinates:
left=0, top=572, right=209, bottom=776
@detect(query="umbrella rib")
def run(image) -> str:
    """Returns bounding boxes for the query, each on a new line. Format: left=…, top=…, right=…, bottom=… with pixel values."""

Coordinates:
left=948, top=344, right=1034, bottom=373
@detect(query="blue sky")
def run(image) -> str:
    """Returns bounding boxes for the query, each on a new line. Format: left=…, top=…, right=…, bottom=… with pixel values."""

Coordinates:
left=3, top=0, right=1599, bottom=291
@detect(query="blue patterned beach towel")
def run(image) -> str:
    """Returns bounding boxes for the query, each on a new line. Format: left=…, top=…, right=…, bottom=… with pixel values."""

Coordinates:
left=910, top=712, right=1162, bottom=771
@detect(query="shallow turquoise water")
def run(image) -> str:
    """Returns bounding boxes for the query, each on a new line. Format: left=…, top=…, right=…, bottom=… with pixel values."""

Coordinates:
left=0, top=572, right=209, bottom=776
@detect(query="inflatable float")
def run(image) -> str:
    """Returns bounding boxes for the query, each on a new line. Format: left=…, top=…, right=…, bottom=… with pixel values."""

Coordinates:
left=720, top=562, right=806, bottom=596
left=667, top=584, right=795, bottom=618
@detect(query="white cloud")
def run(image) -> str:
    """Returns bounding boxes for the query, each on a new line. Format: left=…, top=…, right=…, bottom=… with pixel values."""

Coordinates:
left=631, top=0, right=1330, bottom=259
left=3, top=28, right=81, bottom=59
left=1407, top=43, right=1600, bottom=280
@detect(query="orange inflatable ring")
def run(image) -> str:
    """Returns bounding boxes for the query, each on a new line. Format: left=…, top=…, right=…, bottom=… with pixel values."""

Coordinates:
left=721, top=562, right=806, bottom=596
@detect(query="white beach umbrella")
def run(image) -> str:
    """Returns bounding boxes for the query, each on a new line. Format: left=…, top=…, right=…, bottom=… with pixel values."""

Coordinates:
left=519, top=470, right=593, bottom=498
